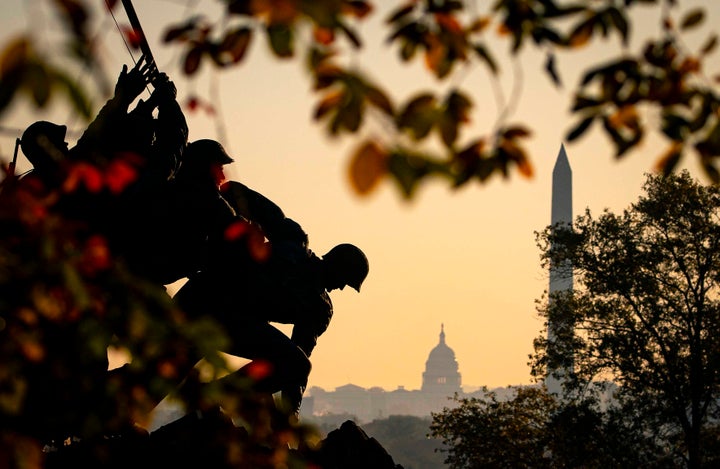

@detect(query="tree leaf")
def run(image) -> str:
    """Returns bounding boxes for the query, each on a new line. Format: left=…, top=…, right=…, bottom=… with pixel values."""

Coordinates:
left=386, top=3, right=416, bottom=24
left=183, top=46, right=204, bottom=74
left=314, top=89, right=344, bottom=120
left=473, top=43, right=498, bottom=74
left=163, top=17, right=204, bottom=43
left=468, top=17, right=491, bottom=33
left=439, top=114, right=458, bottom=148
left=445, top=90, right=472, bottom=122
left=338, top=20, right=362, bottom=48
left=313, top=26, right=335, bottom=46
left=397, top=94, right=437, bottom=140
left=654, top=141, right=683, bottom=176
left=266, top=24, right=294, bottom=58
left=566, top=116, right=595, bottom=142
left=348, top=139, right=387, bottom=195
left=342, top=1, right=373, bottom=19
left=330, top=97, right=362, bottom=135
left=0, top=36, right=30, bottom=74
left=219, top=27, right=252, bottom=64
left=425, top=36, right=450, bottom=78
left=387, top=151, right=429, bottom=199
left=545, top=52, right=562, bottom=87
left=679, top=8, right=705, bottom=30
left=700, top=34, right=718, bottom=56
left=364, top=85, right=394, bottom=116
left=606, top=7, right=629, bottom=46
left=503, top=125, right=532, bottom=139
left=499, top=140, right=533, bottom=178
left=568, top=16, right=595, bottom=48
left=400, top=40, right=418, bottom=61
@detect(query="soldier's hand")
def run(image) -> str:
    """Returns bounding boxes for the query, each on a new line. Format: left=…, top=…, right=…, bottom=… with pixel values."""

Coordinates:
left=151, top=73, right=177, bottom=103
left=115, top=55, right=157, bottom=102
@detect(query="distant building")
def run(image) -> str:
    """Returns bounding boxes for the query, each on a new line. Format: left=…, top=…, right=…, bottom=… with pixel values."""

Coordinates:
left=422, top=324, right=462, bottom=395
left=303, top=325, right=466, bottom=422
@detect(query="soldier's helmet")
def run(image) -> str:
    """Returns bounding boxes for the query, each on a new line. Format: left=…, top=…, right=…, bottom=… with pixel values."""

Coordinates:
left=323, top=243, right=369, bottom=292
left=183, top=139, right=234, bottom=168
left=20, top=121, right=68, bottom=171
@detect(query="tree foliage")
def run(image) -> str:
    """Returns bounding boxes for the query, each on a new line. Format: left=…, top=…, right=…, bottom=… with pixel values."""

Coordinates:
left=362, top=415, right=445, bottom=469
left=534, top=170, right=720, bottom=468
left=429, top=385, right=666, bottom=469
left=2, top=1, right=720, bottom=198
left=430, top=387, right=557, bottom=468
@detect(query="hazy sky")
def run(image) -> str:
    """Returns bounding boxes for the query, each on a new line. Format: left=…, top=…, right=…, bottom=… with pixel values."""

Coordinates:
left=1, top=0, right=718, bottom=391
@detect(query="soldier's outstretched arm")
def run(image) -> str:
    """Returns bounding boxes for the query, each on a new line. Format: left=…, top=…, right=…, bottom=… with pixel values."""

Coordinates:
left=221, top=180, right=308, bottom=245
left=74, top=55, right=157, bottom=155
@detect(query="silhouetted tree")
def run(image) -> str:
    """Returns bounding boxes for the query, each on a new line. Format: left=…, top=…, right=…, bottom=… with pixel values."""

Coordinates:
left=430, top=385, right=666, bottom=468
left=430, top=386, right=556, bottom=468
left=534, top=171, right=720, bottom=468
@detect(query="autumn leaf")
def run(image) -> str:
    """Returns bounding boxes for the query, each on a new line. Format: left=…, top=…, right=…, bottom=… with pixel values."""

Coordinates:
left=435, top=13, right=463, bottom=34
left=700, top=34, right=717, bottom=56
left=680, top=8, right=705, bottom=30
left=568, top=16, right=594, bottom=48
left=348, top=139, right=388, bottom=195
left=245, top=359, right=273, bottom=380
left=64, top=163, right=104, bottom=193
left=80, top=235, right=112, bottom=274
left=364, top=85, right=394, bottom=116
left=499, top=139, right=534, bottom=178
left=122, top=25, right=143, bottom=50
left=314, top=89, right=344, bottom=120
left=224, top=220, right=250, bottom=241
left=503, top=125, right=532, bottom=139
left=342, top=1, right=373, bottom=19
left=424, top=35, right=445, bottom=74
left=314, top=26, right=335, bottom=45
left=608, top=105, right=639, bottom=131
left=0, top=36, right=30, bottom=74
left=183, top=46, right=204, bottom=75
left=105, top=157, right=139, bottom=194
left=468, top=17, right=491, bottom=33
left=219, top=27, right=252, bottom=64
left=654, top=141, right=683, bottom=176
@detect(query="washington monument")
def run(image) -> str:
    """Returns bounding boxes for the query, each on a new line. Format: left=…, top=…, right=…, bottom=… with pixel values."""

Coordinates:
left=546, top=143, right=573, bottom=396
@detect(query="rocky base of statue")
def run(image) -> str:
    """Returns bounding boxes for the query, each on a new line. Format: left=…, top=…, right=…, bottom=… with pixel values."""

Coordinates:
left=43, top=412, right=403, bottom=469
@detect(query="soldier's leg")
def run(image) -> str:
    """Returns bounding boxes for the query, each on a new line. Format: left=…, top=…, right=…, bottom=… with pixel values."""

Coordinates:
left=220, top=320, right=311, bottom=396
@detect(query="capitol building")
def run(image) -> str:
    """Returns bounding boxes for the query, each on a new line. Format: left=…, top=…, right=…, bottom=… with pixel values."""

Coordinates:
left=301, top=324, right=466, bottom=422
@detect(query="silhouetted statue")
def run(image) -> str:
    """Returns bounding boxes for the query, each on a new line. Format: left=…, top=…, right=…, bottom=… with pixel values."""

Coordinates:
left=173, top=241, right=369, bottom=419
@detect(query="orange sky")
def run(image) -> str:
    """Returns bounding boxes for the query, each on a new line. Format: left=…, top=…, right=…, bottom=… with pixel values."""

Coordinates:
left=1, top=0, right=718, bottom=392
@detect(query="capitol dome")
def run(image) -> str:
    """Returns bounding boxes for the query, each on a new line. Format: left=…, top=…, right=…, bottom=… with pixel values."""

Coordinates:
left=421, top=324, right=462, bottom=394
